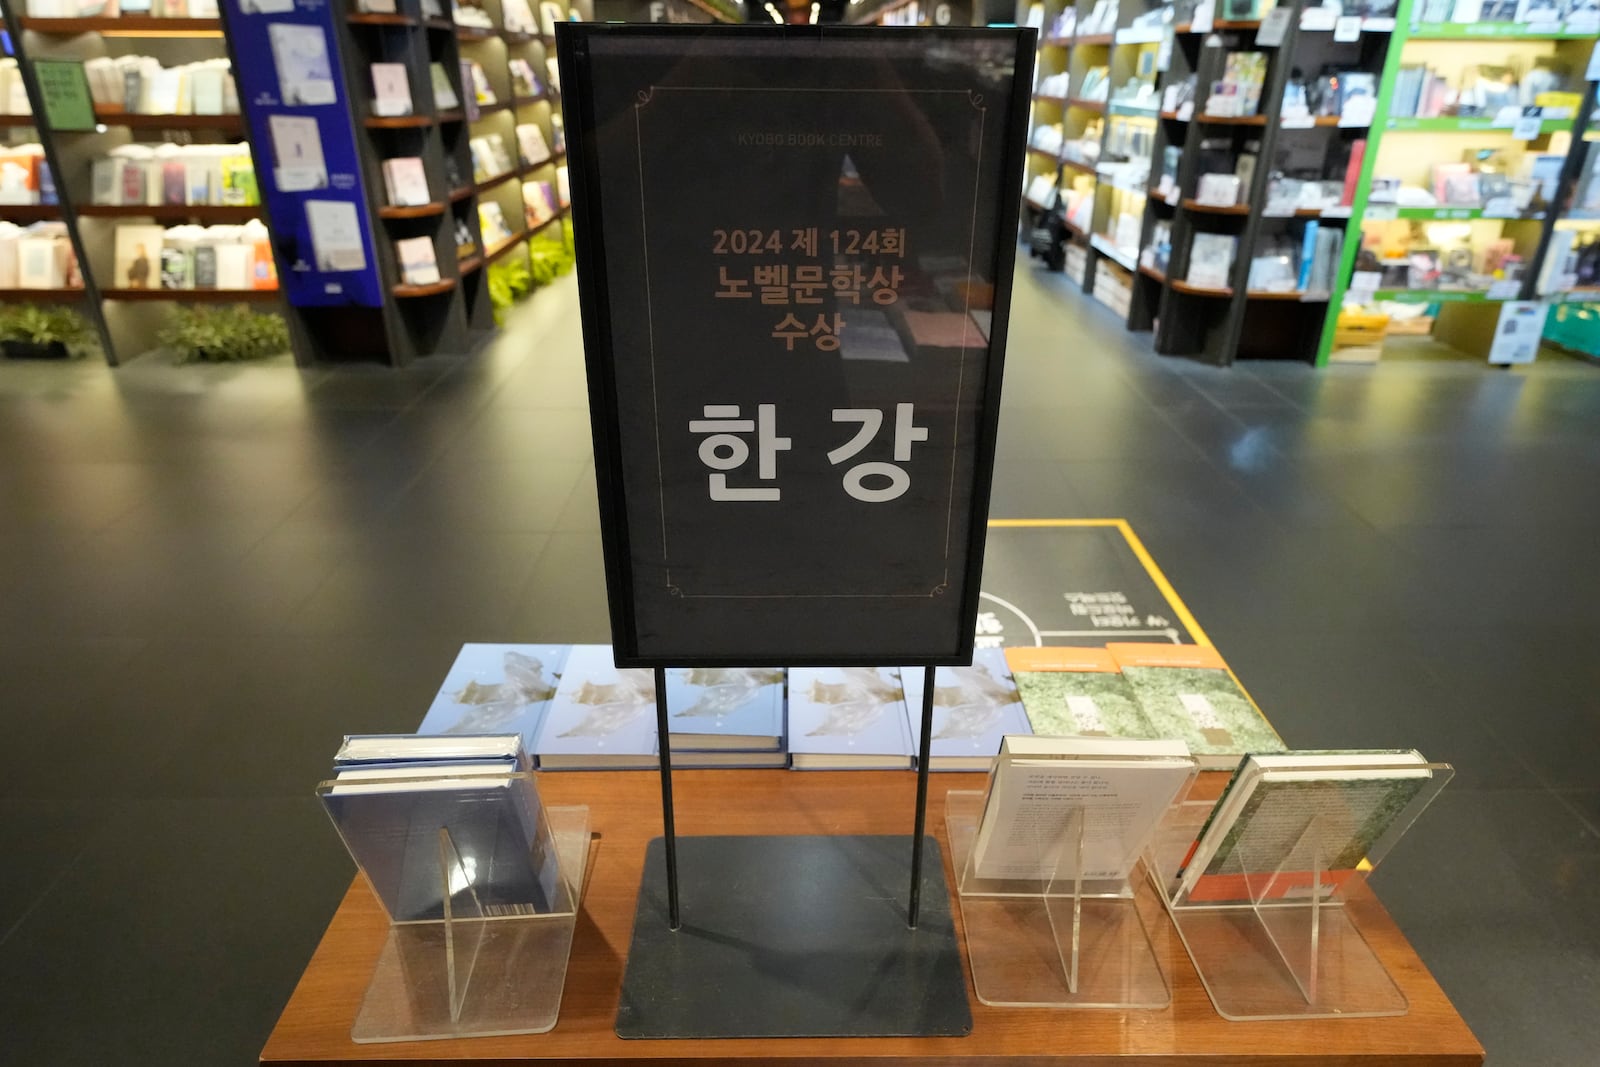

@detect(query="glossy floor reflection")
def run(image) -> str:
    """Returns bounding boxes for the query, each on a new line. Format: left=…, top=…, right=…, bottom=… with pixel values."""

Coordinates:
left=1, top=266, right=1596, bottom=1065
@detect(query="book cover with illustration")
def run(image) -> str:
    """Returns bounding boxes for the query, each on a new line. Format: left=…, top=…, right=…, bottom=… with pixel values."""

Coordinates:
left=1107, top=643, right=1285, bottom=768
left=664, top=667, right=785, bottom=750
left=535, top=644, right=658, bottom=769
left=787, top=667, right=912, bottom=769
left=1005, top=646, right=1158, bottom=740
left=415, top=644, right=570, bottom=759
left=899, top=649, right=1032, bottom=771
left=267, top=23, right=337, bottom=107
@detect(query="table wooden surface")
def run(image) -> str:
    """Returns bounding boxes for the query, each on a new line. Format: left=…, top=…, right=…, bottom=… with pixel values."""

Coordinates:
left=260, top=769, right=1483, bottom=1067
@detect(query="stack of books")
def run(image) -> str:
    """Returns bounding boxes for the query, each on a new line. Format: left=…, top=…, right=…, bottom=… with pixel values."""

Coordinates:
left=91, top=143, right=257, bottom=208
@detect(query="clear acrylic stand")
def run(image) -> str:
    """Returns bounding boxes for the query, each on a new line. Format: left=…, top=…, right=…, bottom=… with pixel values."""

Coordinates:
left=945, top=786, right=1184, bottom=1009
left=349, top=804, right=591, bottom=1042
left=1146, top=759, right=1453, bottom=1021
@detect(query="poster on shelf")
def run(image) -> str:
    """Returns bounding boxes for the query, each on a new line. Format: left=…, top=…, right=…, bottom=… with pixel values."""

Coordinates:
left=559, top=25, right=1033, bottom=666
left=33, top=60, right=94, bottom=131
left=219, top=0, right=383, bottom=307
left=1488, top=302, right=1547, bottom=365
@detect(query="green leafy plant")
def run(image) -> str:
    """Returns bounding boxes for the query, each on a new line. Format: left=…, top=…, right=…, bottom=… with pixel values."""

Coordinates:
left=527, top=232, right=575, bottom=288
left=487, top=253, right=533, bottom=324
left=158, top=304, right=290, bottom=364
left=0, top=304, right=94, bottom=358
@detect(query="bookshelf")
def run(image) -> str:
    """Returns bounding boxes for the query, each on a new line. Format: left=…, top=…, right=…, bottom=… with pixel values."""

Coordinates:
left=1536, top=66, right=1600, bottom=359
left=0, top=1, right=277, bottom=366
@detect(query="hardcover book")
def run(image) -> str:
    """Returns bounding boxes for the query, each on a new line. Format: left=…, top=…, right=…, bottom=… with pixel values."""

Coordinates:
left=370, top=62, right=413, bottom=118
left=416, top=644, right=571, bottom=757
left=1172, top=750, right=1437, bottom=905
left=112, top=223, right=165, bottom=289
left=429, top=63, right=460, bottom=111
left=268, top=22, right=337, bottom=107
left=1006, top=646, right=1158, bottom=740
left=1106, top=643, right=1285, bottom=768
left=664, top=667, right=785, bottom=751
left=268, top=114, right=327, bottom=192
left=535, top=645, right=658, bottom=770
left=304, top=199, right=367, bottom=272
left=395, top=235, right=441, bottom=287
left=787, top=667, right=913, bottom=770
left=899, top=649, right=1033, bottom=771
left=382, top=156, right=430, bottom=207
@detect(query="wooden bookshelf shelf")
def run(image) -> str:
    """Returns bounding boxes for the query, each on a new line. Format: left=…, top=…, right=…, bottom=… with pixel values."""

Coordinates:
left=1032, top=94, right=1069, bottom=105
left=1159, top=110, right=1186, bottom=121
left=1175, top=19, right=1262, bottom=32
left=0, top=204, right=59, bottom=222
left=0, top=114, right=38, bottom=127
left=1195, top=114, right=1267, bottom=126
left=1061, top=157, right=1096, bottom=176
left=511, top=94, right=545, bottom=108
left=378, top=202, right=447, bottom=219
left=1170, top=279, right=1233, bottom=297
left=0, top=287, right=85, bottom=302
left=347, top=13, right=416, bottom=26
left=424, top=18, right=455, bottom=30
left=1073, top=33, right=1114, bottom=46
left=1248, top=289, right=1329, bottom=302
left=92, top=111, right=244, bottom=132
left=504, top=30, right=537, bottom=44
left=455, top=25, right=495, bottom=41
left=1139, top=264, right=1166, bottom=283
left=1067, top=97, right=1107, bottom=113
left=522, top=155, right=555, bottom=171
left=364, top=114, right=432, bottom=128
left=1181, top=198, right=1251, bottom=215
left=100, top=287, right=277, bottom=302
left=477, top=171, right=517, bottom=193
left=458, top=252, right=484, bottom=274
left=392, top=277, right=457, bottom=298
left=75, top=203, right=261, bottom=222
left=1027, top=145, right=1062, bottom=163
left=19, top=16, right=222, bottom=36
left=528, top=212, right=562, bottom=236
left=1041, top=37, right=1073, bottom=47
left=449, top=184, right=474, bottom=202
left=485, top=231, right=529, bottom=264
left=472, top=100, right=515, bottom=118
left=437, top=109, right=466, bottom=124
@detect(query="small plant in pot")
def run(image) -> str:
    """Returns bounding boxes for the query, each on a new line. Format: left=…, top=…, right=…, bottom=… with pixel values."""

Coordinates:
left=158, top=304, right=291, bottom=364
left=0, top=305, right=94, bottom=360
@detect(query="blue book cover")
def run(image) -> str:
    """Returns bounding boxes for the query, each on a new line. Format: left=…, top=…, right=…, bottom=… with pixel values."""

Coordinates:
left=665, top=667, right=786, bottom=751
left=535, top=645, right=658, bottom=769
left=787, top=667, right=913, bottom=770
left=900, top=649, right=1034, bottom=772
left=1297, top=221, right=1318, bottom=292
left=416, top=644, right=570, bottom=762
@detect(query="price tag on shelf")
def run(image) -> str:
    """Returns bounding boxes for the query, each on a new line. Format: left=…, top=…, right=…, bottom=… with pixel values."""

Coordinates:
left=1333, top=16, right=1362, bottom=41
left=1281, top=112, right=1315, bottom=129
left=1364, top=205, right=1398, bottom=221
left=1487, top=279, right=1522, bottom=301
left=1256, top=8, right=1291, bottom=45
left=1488, top=302, right=1547, bottom=365
left=1512, top=112, right=1543, bottom=140
left=1191, top=0, right=1214, bottom=34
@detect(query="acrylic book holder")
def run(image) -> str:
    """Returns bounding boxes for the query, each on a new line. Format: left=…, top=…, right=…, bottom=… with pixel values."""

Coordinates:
left=1145, top=759, right=1453, bottom=1022
left=945, top=773, right=1193, bottom=1010
left=317, top=768, right=592, bottom=1044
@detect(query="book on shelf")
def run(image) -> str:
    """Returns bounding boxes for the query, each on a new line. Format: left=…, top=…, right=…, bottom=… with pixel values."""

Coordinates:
left=268, top=114, right=328, bottom=193
left=550, top=112, right=565, bottom=154
left=664, top=667, right=786, bottom=760
left=268, top=23, right=337, bottom=108
left=337, top=733, right=526, bottom=764
left=395, top=235, right=441, bottom=287
left=503, top=0, right=538, bottom=33
left=193, top=244, right=217, bottom=288
left=429, top=63, right=460, bottom=111
left=971, top=736, right=1195, bottom=883
left=466, top=61, right=495, bottom=106
left=508, top=58, right=541, bottom=99
left=159, top=241, right=192, bottom=289
left=381, top=156, right=430, bottom=207
left=1185, top=233, right=1236, bottom=289
left=355, top=0, right=399, bottom=11
left=787, top=667, right=913, bottom=770
left=534, top=645, right=658, bottom=770
left=220, top=154, right=257, bottom=206
left=525, top=177, right=559, bottom=224
left=556, top=165, right=568, bottom=207
left=304, top=198, right=367, bottom=272
left=1005, top=646, right=1159, bottom=740
left=898, top=649, right=1033, bottom=772
left=320, top=734, right=570, bottom=923
left=16, top=234, right=70, bottom=289
left=1169, top=750, right=1440, bottom=906
left=370, top=62, right=413, bottom=118
left=477, top=201, right=514, bottom=247
left=1107, top=643, right=1285, bottom=769
left=113, top=223, right=165, bottom=289
left=515, top=123, right=551, bottom=167
left=416, top=644, right=571, bottom=757
left=460, top=60, right=480, bottom=121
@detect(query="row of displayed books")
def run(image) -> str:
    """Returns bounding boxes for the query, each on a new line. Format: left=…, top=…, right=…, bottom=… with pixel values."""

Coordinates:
left=83, top=56, right=238, bottom=117
left=90, top=143, right=256, bottom=209
left=0, top=222, right=80, bottom=289
left=411, top=643, right=1283, bottom=772
left=111, top=221, right=276, bottom=291
left=0, top=145, right=54, bottom=207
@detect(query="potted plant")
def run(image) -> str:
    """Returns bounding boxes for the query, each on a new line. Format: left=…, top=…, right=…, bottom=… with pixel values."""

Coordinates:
left=158, top=304, right=291, bottom=363
left=0, top=305, right=94, bottom=360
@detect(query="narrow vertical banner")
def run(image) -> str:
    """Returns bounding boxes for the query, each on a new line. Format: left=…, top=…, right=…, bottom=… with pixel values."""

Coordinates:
left=220, top=0, right=384, bottom=307
left=560, top=25, right=1034, bottom=668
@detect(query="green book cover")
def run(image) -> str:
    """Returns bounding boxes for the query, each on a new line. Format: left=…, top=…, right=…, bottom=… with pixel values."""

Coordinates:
left=1108, top=643, right=1285, bottom=764
left=1004, top=647, right=1159, bottom=740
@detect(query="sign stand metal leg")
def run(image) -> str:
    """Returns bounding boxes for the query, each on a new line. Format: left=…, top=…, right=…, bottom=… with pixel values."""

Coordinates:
left=653, top=667, right=681, bottom=930
left=908, top=664, right=936, bottom=929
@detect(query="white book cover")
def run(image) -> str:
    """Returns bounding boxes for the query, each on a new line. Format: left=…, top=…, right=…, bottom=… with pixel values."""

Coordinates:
left=664, top=668, right=785, bottom=750
left=146, top=68, right=184, bottom=116
left=395, top=234, right=441, bottom=286
left=268, top=23, right=337, bottom=107
left=191, top=68, right=225, bottom=116
left=536, top=645, right=658, bottom=770
left=900, top=649, right=1033, bottom=772
left=787, top=668, right=913, bottom=770
left=16, top=237, right=67, bottom=288
left=0, top=231, right=18, bottom=288
left=971, top=737, right=1194, bottom=882
left=304, top=199, right=366, bottom=272
left=515, top=123, right=550, bottom=167
left=416, top=645, right=570, bottom=756
left=268, top=114, right=327, bottom=192
left=214, top=242, right=251, bottom=290
left=382, top=156, right=430, bottom=207
left=429, top=63, right=460, bottom=110
left=370, top=63, right=413, bottom=117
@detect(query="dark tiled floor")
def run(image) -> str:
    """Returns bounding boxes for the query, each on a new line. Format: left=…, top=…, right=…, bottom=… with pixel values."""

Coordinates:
left=1, top=267, right=1597, bottom=1065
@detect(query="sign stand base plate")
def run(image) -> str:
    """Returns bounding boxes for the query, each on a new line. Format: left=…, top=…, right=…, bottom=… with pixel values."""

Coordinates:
left=615, top=834, right=972, bottom=1039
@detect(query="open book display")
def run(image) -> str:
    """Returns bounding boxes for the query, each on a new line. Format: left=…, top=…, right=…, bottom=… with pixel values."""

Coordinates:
left=1144, top=750, right=1453, bottom=1021
left=318, top=735, right=591, bottom=1042
left=946, top=736, right=1197, bottom=1009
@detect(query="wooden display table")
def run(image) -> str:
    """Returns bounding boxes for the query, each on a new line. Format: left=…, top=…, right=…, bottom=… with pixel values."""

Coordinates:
left=261, top=769, right=1482, bottom=1066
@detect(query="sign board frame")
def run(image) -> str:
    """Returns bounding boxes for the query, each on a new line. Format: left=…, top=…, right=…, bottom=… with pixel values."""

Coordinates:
left=560, top=23, right=1035, bottom=670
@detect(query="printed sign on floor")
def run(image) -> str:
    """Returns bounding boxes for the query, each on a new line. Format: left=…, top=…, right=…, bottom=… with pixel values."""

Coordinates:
left=559, top=25, right=1033, bottom=666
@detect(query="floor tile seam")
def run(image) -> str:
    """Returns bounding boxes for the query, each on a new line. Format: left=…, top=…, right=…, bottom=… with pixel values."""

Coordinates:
left=0, top=841, right=95, bottom=953
left=1549, top=791, right=1600, bottom=838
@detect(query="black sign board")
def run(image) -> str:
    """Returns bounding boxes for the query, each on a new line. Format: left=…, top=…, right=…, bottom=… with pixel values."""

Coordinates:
left=559, top=25, right=1034, bottom=668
